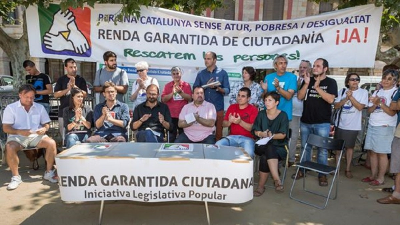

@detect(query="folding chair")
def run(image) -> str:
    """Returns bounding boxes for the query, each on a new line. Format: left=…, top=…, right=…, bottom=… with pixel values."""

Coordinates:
left=289, top=134, right=345, bottom=209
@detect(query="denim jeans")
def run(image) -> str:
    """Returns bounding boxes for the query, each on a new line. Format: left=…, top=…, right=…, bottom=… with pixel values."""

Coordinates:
left=300, top=122, right=330, bottom=176
left=216, top=135, right=255, bottom=158
left=136, top=130, right=164, bottom=143
left=65, top=133, right=88, bottom=149
left=289, top=115, right=301, bottom=162
left=38, top=102, right=50, bottom=114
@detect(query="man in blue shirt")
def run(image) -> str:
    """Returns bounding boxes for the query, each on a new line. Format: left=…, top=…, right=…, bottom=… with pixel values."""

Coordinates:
left=193, top=51, right=230, bottom=141
left=261, top=55, right=297, bottom=121
left=86, top=82, right=130, bottom=142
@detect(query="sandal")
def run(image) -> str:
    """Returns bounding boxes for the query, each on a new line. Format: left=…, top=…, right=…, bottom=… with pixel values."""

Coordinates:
left=253, top=187, right=265, bottom=197
left=274, top=180, right=284, bottom=193
left=291, top=170, right=305, bottom=180
left=345, top=170, right=353, bottom=179
left=361, top=177, right=375, bottom=183
left=319, top=176, right=328, bottom=187
left=369, top=180, right=384, bottom=186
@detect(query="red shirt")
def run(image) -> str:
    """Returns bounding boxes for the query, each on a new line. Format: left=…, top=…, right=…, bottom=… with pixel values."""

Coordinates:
left=225, top=104, right=258, bottom=138
left=161, top=80, right=192, bottom=118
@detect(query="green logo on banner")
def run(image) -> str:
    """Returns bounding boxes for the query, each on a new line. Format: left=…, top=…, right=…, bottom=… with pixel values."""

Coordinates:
left=228, top=73, right=241, bottom=78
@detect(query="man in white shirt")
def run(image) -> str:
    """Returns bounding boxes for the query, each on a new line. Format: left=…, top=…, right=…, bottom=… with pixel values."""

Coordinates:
left=2, top=84, right=58, bottom=190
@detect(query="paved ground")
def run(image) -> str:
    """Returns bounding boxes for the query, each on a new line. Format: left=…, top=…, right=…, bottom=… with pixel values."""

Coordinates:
left=0, top=150, right=399, bottom=225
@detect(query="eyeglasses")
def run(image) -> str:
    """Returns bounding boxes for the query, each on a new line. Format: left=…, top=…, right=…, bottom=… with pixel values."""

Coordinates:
left=137, top=69, right=145, bottom=73
left=349, top=78, right=360, bottom=82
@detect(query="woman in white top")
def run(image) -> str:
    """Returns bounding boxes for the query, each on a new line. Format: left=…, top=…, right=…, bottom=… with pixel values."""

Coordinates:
left=333, top=73, right=368, bottom=178
left=130, top=61, right=159, bottom=111
left=362, top=70, right=398, bottom=186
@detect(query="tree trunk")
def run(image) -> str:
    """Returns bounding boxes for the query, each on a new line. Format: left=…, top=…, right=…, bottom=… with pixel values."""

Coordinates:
left=0, top=10, right=30, bottom=90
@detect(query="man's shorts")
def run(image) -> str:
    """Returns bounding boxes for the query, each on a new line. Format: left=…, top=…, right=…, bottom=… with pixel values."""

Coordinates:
left=6, top=135, right=48, bottom=149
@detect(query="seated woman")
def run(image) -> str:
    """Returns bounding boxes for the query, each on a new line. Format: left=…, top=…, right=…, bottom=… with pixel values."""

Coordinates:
left=252, top=91, right=289, bottom=196
left=63, top=88, right=93, bottom=149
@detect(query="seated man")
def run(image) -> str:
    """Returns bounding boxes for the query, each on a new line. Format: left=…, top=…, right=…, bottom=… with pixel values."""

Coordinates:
left=86, top=82, right=130, bottom=142
left=2, top=84, right=58, bottom=190
left=131, top=84, right=172, bottom=142
left=175, top=86, right=216, bottom=144
left=216, top=87, right=258, bottom=158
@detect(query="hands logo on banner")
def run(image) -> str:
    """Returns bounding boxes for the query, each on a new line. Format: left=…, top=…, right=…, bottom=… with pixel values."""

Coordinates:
left=43, top=9, right=90, bottom=55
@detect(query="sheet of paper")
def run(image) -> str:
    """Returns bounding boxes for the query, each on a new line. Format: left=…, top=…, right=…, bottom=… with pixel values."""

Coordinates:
left=255, top=135, right=274, bottom=145
left=145, top=127, right=161, bottom=137
left=201, top=81, right=221, bottom=89
left=159, top=143, right=193, bottom=151
left=185, top=113, right=196, bottom=124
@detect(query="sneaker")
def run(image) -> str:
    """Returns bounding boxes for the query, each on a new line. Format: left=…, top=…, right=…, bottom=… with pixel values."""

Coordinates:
left=43, top=170, right=58, bottom=183
left=7, top=175, right=22, bottom=190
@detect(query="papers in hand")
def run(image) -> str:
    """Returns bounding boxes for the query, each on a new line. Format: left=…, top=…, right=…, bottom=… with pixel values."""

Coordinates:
left=145, top=127, right=161, bottom=137
left=185, top=113, right=196, bottom=124
left=255, top=135, right=274, bottom=145
left=201, top=81, right=221, bottom=89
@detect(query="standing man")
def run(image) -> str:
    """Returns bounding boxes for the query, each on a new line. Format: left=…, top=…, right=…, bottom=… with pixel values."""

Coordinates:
left=175, top=86, right=216, bottom=144
left=93, top=51, right=129, bottom=103
left=131, top=84, right=172, bottom=142
left=296, top=58, right=338, bottom=187
left=288, top=60, right=312, bottom=166
left=3, top=85, right=58, bottom=190
left=53, top=58, right=88, bottom=142
left=261, top=55, right=297, bottom=121
left=86, top=82, right=130, bottom=142
left=23, top=60, right=53, bottom=113
left=216, top=87, right=258, bottom=158
left=193, top=51, right=230, bottom=141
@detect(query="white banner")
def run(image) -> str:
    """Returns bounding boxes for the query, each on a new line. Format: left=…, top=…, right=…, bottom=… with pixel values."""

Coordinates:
left=26, top=4, right=382, bottom=68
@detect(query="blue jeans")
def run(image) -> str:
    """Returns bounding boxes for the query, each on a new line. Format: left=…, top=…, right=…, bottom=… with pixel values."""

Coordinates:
left=65, top=133, right=88, bottom=149
left=136, top=130, right=164, bottom=143
left=300, top=122, right=330, bottom=176
left=216, top=135, right=255, bottom=158
left=175, top=133, right=215, bottom=144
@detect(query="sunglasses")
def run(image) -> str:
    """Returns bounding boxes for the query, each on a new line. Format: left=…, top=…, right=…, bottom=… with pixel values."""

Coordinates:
left=349, top=78, right=360, bottom=82
left=137, top=69, right=145, bottom=73
left=301, top=60, right=310, bottom=63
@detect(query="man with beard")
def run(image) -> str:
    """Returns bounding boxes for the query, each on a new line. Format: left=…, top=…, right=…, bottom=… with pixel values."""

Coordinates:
left=94, top=51, right=129, bottom=103
left=175, top=86, right=217, bottom=144
left=54, top=58, right=88, bottom=142
left=295, top=58, right=338, bottom=187
left=86, top=82, right=130, bottom=142
left=131, top=84, right=172, bottom=142
left=193, top=51, right=230, bottom=141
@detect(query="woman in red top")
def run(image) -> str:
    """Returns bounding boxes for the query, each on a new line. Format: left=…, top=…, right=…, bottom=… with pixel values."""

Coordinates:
left=161, top=67, right=192, bottom=142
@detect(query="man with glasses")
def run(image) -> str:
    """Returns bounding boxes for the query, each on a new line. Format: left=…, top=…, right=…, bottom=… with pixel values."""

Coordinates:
left=86, top=82, right=130, bottom=142
left=215, top=87, right=258, bottom=158
left=296, top=58, right=338, bottom=187
left=130, top=61, right=159, bottom=111
left=93, top=51, right=129, bottom=103
left=131, top=84, right=172, bottom=142
left=288, top=59, right=312, bottom=166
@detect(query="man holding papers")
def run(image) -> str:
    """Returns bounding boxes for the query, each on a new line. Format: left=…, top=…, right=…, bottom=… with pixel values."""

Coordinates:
left=216, top=87, right=258, bottom=158
left=175, top=86, right=216, bottom=144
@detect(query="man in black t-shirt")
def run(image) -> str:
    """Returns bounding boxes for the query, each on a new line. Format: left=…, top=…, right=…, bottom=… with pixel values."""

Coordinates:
left=54, top=58, right=88, bottom=142
left=23, top=60, right=53, bottom=113
left=296, top=58, right=338, bottom=187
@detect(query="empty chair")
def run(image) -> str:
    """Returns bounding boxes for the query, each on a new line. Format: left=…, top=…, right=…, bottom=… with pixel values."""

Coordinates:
left=290, top=134, right=345, bottom=209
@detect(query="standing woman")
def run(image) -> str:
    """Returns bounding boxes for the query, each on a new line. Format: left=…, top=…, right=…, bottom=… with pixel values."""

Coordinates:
left=130, top=61, right=159, bottom=111
left=63, top=88, right=93, bottom=149
left=252, top=92, right=289, bottom=196
left=333, top=73, right=368, bottom=178
left=362, top=70, right=398, bottom=186
left=230, top=66, right=263, bottom=108
left=161, top=67, right=192, bottom=142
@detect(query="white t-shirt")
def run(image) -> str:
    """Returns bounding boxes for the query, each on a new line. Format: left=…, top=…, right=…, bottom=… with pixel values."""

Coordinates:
left=335, top=88, right=368, bottom=130
left=130, top=76, right=159, bottom=110
left=292, top=76, right=303, bottom=117
left=368, top=86, right=398, bottom=127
